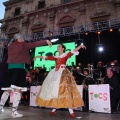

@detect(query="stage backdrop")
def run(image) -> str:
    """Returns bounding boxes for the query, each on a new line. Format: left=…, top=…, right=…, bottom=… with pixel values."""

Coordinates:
left=89, top=84, right=111, bottom=113
left=34, top=42, right=76, bottom=71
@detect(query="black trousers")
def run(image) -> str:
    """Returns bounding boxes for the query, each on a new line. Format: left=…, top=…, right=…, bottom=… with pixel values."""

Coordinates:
left=83, top=89, right=89, bottom=111
left=110, top=88, right=120, bottom=112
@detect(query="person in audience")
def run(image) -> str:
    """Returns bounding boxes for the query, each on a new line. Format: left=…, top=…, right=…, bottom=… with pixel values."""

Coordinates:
left=33, top=43, right=86, bottom=118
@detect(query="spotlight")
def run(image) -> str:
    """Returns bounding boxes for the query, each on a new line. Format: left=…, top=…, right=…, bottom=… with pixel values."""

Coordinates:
left=81, top=42, right=84, bottom=45
left=110, top=28, right=113, bottom=32
left=85, top=32, right=88, bottom=35
left=97, top=31, right=101, bottom=35
left=98, top=45, right=104, bottom=52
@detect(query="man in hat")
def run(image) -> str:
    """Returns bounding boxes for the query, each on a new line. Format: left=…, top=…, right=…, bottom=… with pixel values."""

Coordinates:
left=0, top=33, right=52, bottom=118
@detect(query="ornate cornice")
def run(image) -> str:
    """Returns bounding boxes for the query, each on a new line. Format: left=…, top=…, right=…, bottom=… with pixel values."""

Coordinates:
left=2, top=0, right=84, bottom=22
left=3, top=0, right=34, bottom=6
left=21, top=0, right=85, bottom=17
left=3, top=14, right=24, bottom=22
left=90, top=10, right=110, bottom=19
left=7, top=27, right=19, bottom=34
left=31, top=21, right=46, bottom=30
left=58, top=15, right=76, bottom=26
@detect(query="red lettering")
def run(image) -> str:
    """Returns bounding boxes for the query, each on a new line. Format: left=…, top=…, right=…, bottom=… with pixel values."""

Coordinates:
left=30, top=92, right=33, bottom=97
left=90, top=92, right=94, bottom=100
left=98, top=93, right=102, bottom=99
left=103, top=93, right=107, bottom=101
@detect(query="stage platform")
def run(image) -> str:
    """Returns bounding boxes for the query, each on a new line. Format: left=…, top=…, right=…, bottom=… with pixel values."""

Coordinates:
left=0, top=105, right=120, bottom=120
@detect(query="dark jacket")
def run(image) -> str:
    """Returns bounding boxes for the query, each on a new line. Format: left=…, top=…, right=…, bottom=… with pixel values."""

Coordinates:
left=7, top=40, right=47, bottom=64
left=104, top=76, right=119, bottom=90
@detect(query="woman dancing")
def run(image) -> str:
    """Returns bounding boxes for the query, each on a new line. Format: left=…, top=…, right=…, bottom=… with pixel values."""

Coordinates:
left=34, top=43, right=86, bottom=118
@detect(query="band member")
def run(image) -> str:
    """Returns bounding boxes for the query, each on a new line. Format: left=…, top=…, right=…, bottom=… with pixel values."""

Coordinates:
left=97, top=61, right=106, bottom=78
left=103, top=67, right=120, bottom=114
left=0, top=33, right=52, bottom=118
left=81, top=68, right=95, bottom=111
left=34, top=44, right=86, bottom=118
left=72, top=66, right=83, bottom=85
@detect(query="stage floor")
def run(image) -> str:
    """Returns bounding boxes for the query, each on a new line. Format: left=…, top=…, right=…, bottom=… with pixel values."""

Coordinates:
left=0, top=105, right=120, bottom=120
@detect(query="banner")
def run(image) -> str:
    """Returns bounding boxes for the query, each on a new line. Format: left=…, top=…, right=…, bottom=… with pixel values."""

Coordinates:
left=89, top=84, right=111, bottom=113
left=30, top=86, right=41, bottom=106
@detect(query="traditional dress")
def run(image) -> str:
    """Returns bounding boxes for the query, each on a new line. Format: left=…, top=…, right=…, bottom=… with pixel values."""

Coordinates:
left=36, top=51, right=84, bottom=109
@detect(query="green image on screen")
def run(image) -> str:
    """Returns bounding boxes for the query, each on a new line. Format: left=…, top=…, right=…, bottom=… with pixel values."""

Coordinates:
left=34, top=42, right=76, bottom=71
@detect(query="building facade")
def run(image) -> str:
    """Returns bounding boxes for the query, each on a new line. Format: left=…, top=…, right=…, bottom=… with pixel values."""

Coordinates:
left=0, top=0, right=120, bottom=39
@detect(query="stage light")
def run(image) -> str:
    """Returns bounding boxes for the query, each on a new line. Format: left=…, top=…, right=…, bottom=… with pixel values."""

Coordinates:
left=110, top=28, right=113, bottom=32
left=51, top=38, right=59, bottom=42
left=97, top=31, right=101, bottom=35
left=85, top=32, right=88, bottom=35
left=81, top=42, right=84, bottom=45
left=98, top=45, right=104, bottom=52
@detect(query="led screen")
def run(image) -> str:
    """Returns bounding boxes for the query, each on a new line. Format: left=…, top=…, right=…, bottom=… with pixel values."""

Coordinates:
left=34, top=42, right=76, bottom=71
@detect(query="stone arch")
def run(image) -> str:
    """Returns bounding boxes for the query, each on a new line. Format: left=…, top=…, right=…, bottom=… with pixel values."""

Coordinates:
left=7, top=27, right=19, bottom=38
left=90, top=10, right=110, bottom=21
left=58, top=15, right=76, bottom=28
left=31, top=21, right=46, bottom=32
left=7, top=27, right=19, bottom=35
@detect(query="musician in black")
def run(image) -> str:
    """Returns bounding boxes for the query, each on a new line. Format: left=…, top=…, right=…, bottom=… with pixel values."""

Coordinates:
left=104, top=67, right=120, bottom=114
left=81, top=68, right=95, bottom=111
left=72, top=66, right=83, bottom=85
left=97, top=61, right=106, bottom=78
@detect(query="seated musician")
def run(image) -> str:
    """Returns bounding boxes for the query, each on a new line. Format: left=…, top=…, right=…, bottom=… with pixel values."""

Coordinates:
left=81, top=68, right=95, bottom=111
left=103, top=67, right=120, bottom=114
